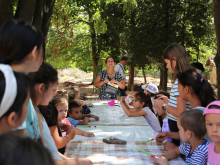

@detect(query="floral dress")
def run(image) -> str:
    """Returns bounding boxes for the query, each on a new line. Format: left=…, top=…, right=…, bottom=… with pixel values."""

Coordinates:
left=98, top=70, right=124, bottom=100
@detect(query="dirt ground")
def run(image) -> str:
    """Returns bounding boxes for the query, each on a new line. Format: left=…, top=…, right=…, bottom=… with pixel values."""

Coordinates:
left=57, top=68, right=174, bottom=100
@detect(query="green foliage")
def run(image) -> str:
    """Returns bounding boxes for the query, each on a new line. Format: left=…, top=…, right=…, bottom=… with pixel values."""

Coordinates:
left=46, top=0, right=215, bottom=77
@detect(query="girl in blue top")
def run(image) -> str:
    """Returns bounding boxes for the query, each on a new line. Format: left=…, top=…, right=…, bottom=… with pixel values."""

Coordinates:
left=29, top=62, right=92, bottom=165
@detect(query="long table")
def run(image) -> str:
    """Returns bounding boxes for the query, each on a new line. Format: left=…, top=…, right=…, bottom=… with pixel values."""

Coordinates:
left=65, top=100, right=186, bottom=165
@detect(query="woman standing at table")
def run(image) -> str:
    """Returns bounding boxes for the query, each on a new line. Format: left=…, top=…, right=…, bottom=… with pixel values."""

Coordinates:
left=95, top=57, right=125, bottom=100
left=155, top=44, right=191, bottom=146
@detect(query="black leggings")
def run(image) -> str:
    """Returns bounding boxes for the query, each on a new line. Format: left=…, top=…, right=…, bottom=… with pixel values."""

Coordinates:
left=168, top=119, right=180, bottom=146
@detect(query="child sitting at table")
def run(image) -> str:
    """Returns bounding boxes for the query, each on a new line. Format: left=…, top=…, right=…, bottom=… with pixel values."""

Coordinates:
left=154, top=92, right=171, bottom=143
left=142, top=83, right=158, bottom=113
left=120, top=92, right=161, bottom=133
left=68, top=88, right=92, bottom=114
left=124, top=84, right=144, bottom=107
left=153, top=110, right=208, bottom=165
left=52, top=96, right=95, bottom=137
left=67, top=101, right=99, bottom=127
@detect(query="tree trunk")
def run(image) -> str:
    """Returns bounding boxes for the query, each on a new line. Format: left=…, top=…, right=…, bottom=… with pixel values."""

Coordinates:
left=32, top=0, right=45, bottom=29
left=41, top=0, right=55, bottom=39
left=0, top=0, right=13, bottom=26
left=128, top=65, right=134, bottom=90
left=15, top=0, right=36, bottom=24
left=92, top=57, right=98, bottom=84
left=159, top=66, right=163, bottom=89
left=142, top=66, right=147, bottom=84
left=213, top=0, right=220, bottom=99
left=88, top=11, right=99, bottom=84
left=162, top=62, right=168, bottom=91
left=161, top=0, right=170, bottom=91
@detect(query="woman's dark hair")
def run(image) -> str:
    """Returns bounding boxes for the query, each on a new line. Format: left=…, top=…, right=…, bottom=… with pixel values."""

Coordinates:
left=0, top=20, right=45, bottom=64
left=163, top=43, right=191, bottom=81
left=28, top=62, right=58, bottom=99
left=105, top=56, right=114, bottom=64
left=178, top=68, right=216, bottom=107
left=121, top=56, right=128, bottom=61
left=68, top=101, right=81, bottom=115
left=0, top=71, right=29, bottom=118
left=132, top=84, right=144, bottom=93
left=0, top=134, right=54, bottom=165
left=134, top=92, right=154, bottom=114
left=179, top=110, right=206, bottom=139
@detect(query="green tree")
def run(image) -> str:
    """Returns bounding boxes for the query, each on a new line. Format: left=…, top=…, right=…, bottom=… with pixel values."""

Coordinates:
left=213, top=0, right=220, bottom=99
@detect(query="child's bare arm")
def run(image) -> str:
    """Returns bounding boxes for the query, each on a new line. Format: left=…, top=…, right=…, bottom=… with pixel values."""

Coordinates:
left=163, top=147, right=181, bottom=160
left=120, top=97, right=146, bottom=117
left=49, top=125, right=75, bottom=149
left=78, top=117, right=89, bottom=125
left=74, top=127, right=95, bottom=137
left=82, top=114, right=99, bottom=121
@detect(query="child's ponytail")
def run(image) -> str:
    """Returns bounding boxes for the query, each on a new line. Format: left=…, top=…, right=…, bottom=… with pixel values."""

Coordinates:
left=178, top=68, right=216, bottom=107
left=199, top=78, right=216, bottom=107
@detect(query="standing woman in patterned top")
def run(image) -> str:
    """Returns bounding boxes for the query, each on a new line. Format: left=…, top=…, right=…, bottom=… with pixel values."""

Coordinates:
left=95, top=57, right=125, bottom=100
left=155, top=44, right=191, bottom=146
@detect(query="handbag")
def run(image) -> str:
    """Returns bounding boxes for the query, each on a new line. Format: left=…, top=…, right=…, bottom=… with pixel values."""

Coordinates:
left=104, top=83, right=118, bottom=95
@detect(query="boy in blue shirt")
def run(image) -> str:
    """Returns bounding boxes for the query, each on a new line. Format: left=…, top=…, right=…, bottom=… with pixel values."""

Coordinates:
left=153, top=110, right=208, bottom=165
left=67, top=101, right=99, bottom=127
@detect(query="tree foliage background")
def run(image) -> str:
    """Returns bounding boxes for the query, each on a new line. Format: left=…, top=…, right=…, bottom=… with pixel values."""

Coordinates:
left=45, top=0, right=215, bottom=89
left=0, top=0, right=219, bottom=97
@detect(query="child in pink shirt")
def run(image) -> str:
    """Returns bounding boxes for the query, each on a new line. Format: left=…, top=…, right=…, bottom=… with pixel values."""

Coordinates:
left=203, top=101, right=220, bottom=165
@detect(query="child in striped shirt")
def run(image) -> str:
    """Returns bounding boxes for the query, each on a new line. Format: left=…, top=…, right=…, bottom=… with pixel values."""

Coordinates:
left=153, top=110, right=208, bottom=165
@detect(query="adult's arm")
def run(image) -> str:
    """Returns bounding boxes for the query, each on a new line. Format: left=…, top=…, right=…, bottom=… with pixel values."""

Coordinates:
left=49, top=125, right=75, bottom=149
left=55, top=155, right=93, bottom=165
left=110, top=79, right=125, bottom=89
left=94, top=75, right=109, bottom=88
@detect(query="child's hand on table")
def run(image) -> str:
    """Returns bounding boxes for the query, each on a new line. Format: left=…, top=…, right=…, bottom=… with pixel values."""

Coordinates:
left=82, top=131, right=95, bottom=137
left=152, top=155, right=169, bottom=165
left=156, top=132, right=168, bottom=143
left=91, top=115, right=99, bottom=121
